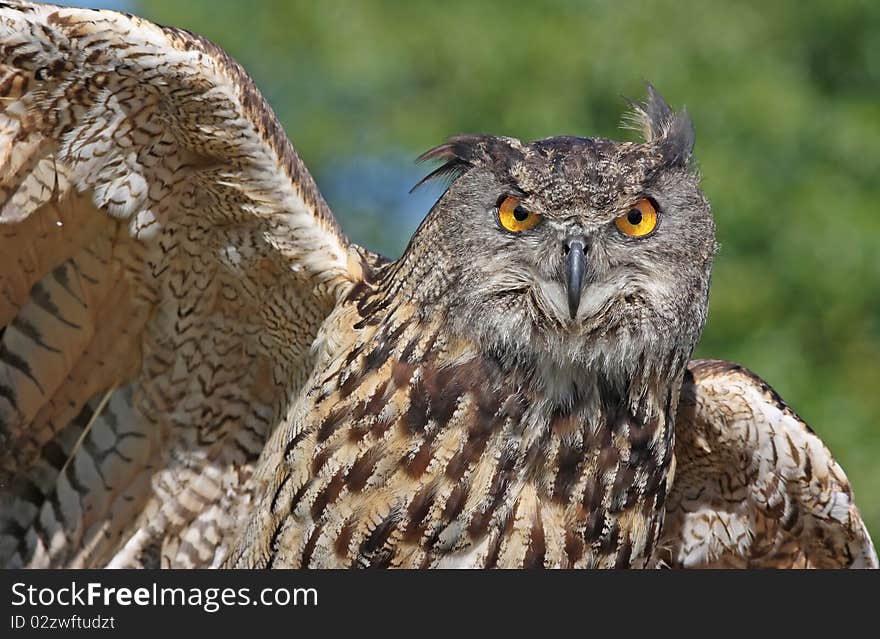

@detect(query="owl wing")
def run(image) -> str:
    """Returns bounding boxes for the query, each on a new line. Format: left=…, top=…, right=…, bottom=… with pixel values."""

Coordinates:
left=0, top=1, right=367, bottom=567
left=657, top=359, right=877, bottom=568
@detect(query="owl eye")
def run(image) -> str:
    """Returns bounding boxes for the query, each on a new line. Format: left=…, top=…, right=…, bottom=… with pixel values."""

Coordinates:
left=614, top=198, right=658, bottom=237
left=498, top=195, right=542, bottom=232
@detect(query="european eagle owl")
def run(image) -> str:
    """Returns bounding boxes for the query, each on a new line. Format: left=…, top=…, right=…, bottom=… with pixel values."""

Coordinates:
left=0, top=1, right=875, bottom=569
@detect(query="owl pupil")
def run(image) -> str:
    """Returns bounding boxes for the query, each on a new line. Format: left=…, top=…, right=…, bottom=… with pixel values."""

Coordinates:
left=513, top=206, right=529, bottom=222
left=626, top=209, right=642, bottom=225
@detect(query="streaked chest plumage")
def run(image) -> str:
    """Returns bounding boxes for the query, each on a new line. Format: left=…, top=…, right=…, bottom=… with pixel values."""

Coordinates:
left=240, top=288, right=676, bottom=568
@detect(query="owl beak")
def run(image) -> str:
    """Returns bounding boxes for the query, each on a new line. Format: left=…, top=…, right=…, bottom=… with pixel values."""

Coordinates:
left=564, top=238, right=586, bottom=319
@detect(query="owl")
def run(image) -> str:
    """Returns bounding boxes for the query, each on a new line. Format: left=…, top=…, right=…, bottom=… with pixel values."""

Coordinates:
left=0, top=1, right=875, bottom=569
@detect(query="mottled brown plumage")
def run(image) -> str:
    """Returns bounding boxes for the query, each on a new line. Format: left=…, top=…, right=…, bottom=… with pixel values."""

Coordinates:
left=0, top=0, right=368, bottom=567
left=658, top=360, right=877, bottom=568
left=0, top=1, right=874, bottom=569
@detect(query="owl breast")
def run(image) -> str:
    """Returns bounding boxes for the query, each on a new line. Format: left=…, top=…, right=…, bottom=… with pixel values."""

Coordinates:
left=238, top=291, right=676, bottom=568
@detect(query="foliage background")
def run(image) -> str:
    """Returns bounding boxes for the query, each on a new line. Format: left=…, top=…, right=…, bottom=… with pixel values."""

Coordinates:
left=64, top=0, right=880, bottom=540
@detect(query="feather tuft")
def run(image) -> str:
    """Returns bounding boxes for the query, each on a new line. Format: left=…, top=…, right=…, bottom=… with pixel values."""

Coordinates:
left=624, top=83, right=695, bottom=167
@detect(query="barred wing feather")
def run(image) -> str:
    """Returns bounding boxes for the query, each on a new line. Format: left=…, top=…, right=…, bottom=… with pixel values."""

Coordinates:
left=0, top=0, right=363, bottom=568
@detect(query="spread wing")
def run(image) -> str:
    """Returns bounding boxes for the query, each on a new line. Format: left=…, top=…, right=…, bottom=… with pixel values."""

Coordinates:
left=657, top=359, right=877, bottom=568
left=0, top=1, right=367, bottom=567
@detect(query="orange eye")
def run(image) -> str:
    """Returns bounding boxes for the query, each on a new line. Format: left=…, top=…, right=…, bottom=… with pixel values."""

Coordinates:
left=498, top=196, right=542, bottom=232
left=614, top=198, right=658, bottom=237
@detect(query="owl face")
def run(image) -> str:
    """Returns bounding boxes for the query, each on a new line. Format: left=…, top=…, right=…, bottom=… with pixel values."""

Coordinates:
left=409, top=89, right=716, bottom=377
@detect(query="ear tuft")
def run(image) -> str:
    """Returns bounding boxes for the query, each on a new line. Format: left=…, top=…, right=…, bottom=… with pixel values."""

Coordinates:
left=625, top=83, right=695, bottom=167
left=412, top=134, right=521, bottom=192
left=411, top=135, right=482, bottom=191
left=661, top=107, right=695, bottom=167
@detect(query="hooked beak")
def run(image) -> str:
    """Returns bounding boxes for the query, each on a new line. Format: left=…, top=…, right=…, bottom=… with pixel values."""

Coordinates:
left=564, top=238, right=586, bottom=319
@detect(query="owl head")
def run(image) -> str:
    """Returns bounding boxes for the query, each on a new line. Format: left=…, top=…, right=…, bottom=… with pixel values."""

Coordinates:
left=403, top=86, right=716, bottom=385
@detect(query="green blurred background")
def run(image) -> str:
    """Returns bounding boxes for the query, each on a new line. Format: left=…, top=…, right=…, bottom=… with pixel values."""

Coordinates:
left=68, top=0, right=880, bottom=540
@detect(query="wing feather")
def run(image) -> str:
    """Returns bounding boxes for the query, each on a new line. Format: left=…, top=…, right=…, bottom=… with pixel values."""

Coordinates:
left=658, top=359, right=877, bottom=568
left=0, top=1, right=367, bottom=567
